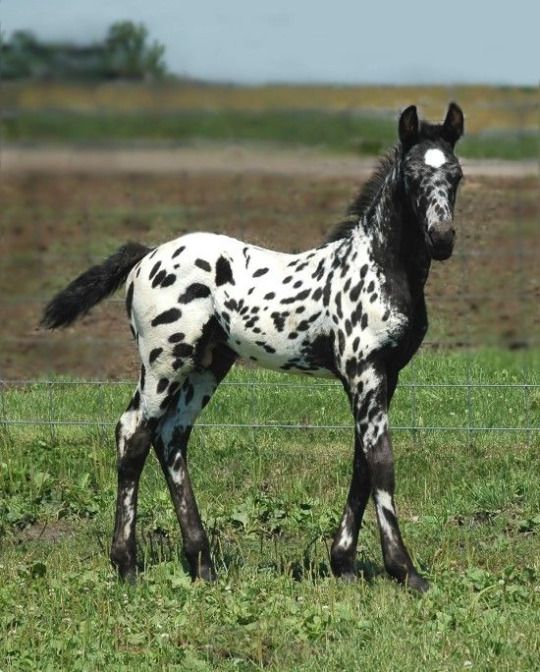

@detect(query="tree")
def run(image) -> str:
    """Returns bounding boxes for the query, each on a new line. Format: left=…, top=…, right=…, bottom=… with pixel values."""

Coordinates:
left=0, top=30, right=40, bottom=79
left=0, top=22, right=167, bottom=81
left=104, top=21, right=166, bottom=80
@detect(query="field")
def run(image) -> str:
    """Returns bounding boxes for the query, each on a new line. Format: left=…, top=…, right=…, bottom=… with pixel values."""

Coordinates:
left=2, top=354, right=540, bottom=670
left=2, top=82, right=539, bottom=159
left=1, top=82, right=539, bottom=670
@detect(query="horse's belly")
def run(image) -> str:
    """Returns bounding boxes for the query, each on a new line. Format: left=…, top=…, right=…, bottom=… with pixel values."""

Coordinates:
left=225, top=322, right=333, bottom=377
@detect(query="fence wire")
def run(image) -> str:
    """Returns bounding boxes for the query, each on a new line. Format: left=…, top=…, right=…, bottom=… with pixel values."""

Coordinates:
left=1, top=378, right=539, bottom=439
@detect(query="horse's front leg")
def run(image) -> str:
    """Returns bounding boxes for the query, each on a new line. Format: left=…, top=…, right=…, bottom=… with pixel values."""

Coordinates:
left=330, top=435, right=371, bottom=579
left=332, top=364, right=429, bottom=592
left=370, top=424, right=428, bottom=592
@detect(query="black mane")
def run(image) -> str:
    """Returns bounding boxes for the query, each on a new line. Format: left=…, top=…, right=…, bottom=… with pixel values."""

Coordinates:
left=325, top=146, right=399, bottom=243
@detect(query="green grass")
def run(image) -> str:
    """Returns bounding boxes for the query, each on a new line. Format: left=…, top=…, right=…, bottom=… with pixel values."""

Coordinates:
left=458, top=129, right=540, bottom=160
left=2, top=110, right=538, bottom=159
left=1, top=110, right=396, bottom=155
left=1, top=349, right=539, bottom=670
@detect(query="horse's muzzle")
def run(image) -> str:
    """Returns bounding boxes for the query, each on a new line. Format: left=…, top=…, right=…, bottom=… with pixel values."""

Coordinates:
left=427, top=222, right=455, bottom=261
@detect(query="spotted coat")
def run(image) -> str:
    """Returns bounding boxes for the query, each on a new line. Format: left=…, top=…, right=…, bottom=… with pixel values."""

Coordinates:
left=126, top=226, right=411, bottom=418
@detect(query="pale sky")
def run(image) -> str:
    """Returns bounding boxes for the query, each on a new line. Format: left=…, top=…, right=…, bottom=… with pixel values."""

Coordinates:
left=1, top=1, right=538, bottom=85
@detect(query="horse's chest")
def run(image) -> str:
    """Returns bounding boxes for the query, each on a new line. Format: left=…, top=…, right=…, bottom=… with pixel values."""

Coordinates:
left=335, top=268, right=411, bottom=358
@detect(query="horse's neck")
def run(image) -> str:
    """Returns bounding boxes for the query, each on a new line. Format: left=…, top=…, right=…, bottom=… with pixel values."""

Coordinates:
left=360, top=171, right=431, bottom=294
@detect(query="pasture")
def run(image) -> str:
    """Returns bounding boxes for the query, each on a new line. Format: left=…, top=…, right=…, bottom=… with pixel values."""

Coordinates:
left=1, top=83, right=539, bottom=670
left=1, top=354, right=540, bottom=670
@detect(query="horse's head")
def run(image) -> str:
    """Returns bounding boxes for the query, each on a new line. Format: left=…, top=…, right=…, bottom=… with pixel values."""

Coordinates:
left=399, top=103, right=464, bottom=261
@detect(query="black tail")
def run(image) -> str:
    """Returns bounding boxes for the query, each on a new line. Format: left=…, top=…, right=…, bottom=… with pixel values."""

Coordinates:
left=41, top=242, right=152, bottom=329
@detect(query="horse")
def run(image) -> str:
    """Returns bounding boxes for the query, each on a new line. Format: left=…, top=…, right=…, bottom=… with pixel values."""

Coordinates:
left=42, top=103, right=464, bottom=592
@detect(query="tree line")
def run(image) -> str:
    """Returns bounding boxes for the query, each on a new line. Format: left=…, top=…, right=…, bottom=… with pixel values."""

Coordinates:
left=0, top=21, right=167, bottom=81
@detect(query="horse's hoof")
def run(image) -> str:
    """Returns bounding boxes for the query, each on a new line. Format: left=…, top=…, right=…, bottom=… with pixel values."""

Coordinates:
left=330, top=555, right=357, bottom=581
left=117, top=567, right=137, bottom=584
left=192, top=565, right=217, bottom=583
left=406, top=573, right=429, bottom=593
left=111, top=558, right=137, bottom=584
left=339, top=571, right=358, bottom=583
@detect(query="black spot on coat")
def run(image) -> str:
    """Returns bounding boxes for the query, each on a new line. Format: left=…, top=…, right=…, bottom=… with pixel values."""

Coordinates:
left=160, top=274, right=176, bottom=288
left=169, top=332, right=185, bottom=343
left=215, top=256, right=235, bottom=286
left=152, top=269, right=167, bottom=288
left=178, top=283, right=211, bottom=303
left=152, top=308, right=182, bottom=326
left=195, top=259, right=211, bottom=272
left=350, top=281, right=363, bottom=302
left=280, top=289, right=310, bottom=305
left=149, top=261, right=161, bottom=280
left=173, top=343, right=194, bottom=358
left=157, top=378, right=169, bottom=394
left=271, top=312, right=287, bottom=332
left=312, top=287, right=323, bottom=302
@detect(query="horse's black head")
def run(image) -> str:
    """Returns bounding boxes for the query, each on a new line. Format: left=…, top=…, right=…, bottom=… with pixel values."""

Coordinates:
left=399, top=103, right=464, bottom=261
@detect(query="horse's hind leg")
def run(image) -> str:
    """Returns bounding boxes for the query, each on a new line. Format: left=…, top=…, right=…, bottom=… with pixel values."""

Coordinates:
left=154, top=344, right=237, bottom=581
left=110, top=382, right=155, bottom=582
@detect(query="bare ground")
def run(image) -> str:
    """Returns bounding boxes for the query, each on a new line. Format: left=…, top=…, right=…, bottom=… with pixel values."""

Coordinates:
left=2, top=144, right=538, bottom=178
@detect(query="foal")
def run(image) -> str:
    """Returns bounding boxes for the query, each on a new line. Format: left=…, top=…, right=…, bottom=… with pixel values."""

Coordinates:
left=43, top=103, right=464, bottom=592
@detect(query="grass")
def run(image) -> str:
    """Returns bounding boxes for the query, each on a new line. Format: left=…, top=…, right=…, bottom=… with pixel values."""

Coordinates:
left=0, top=109, right=396, bottom=154
left=1, top=349, right=539, bottom=670
left=2, top=109, right=538, bottom=160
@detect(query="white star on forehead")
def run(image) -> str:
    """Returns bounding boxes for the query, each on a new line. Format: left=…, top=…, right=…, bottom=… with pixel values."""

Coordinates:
left=424, top=148, right=446, bottom=168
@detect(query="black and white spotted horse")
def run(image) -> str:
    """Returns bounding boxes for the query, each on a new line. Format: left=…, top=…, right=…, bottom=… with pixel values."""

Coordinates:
left=42, top=103, right=464, bottom=592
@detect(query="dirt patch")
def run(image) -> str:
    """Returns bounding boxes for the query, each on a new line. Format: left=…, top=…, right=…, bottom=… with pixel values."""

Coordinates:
left=0, top=149, right=538, bottom=380
left=15, top=518, right=78, bottom=544
left=2, top=145, right=538, bottom=178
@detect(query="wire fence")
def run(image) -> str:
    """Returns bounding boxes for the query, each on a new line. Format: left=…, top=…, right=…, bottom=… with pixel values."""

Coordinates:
left=1, top=375, right=539, bottom=443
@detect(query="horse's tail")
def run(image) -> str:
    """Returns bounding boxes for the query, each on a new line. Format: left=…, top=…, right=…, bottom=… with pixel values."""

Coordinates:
left=41, top=242, right=152, bottom=329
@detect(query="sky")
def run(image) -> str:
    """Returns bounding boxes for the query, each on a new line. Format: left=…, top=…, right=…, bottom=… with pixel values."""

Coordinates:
left=1, top=0, right=538, bottom=86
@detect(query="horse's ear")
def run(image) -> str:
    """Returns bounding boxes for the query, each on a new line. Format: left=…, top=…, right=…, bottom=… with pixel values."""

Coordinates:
left=399, top=105, right=419, bottom=151
left=442, top=102, right=464, bottom=146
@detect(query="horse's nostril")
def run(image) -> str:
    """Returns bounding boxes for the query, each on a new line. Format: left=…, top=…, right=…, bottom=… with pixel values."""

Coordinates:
left=434, top=223, right=455, bottom=242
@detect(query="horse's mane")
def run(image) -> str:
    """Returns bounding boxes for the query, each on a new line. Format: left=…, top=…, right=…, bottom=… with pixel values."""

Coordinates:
left=325, top=146, right=400, bottom=244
